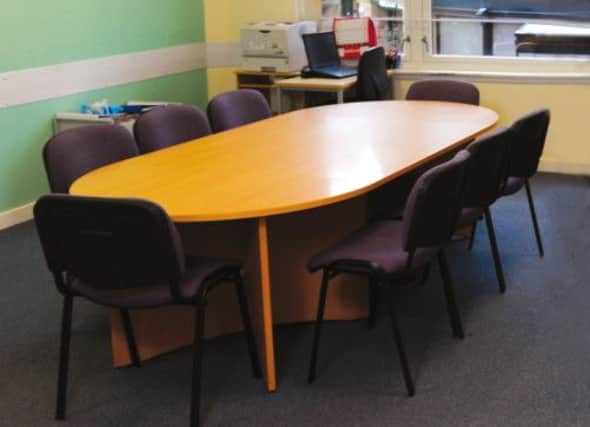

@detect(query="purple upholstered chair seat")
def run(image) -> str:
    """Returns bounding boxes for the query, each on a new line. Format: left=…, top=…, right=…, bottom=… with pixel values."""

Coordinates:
left=406, top=79, right=480, bottom=105
left=34, top=195, right=261, bottom=426
left=305, top=151, right=471, bottom=397
left=502, top=176, right=526, bottom=195
left=308, top=220, right=437, bottom=275
left=133, top=105, right=211, bottom=154
left=43, top=125, right=139, bottom=194
left=68, top=256, right=241, bottom=309
left=456, top=207, right=484, bottom=230
left=207, top=89, right=272, bottom=133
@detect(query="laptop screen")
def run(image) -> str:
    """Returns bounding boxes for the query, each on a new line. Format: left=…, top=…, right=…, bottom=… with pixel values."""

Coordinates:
left=303, top=32, right=341, bottom=69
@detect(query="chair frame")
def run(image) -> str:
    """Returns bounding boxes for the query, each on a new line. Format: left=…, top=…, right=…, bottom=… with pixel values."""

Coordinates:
left=307, top=250, right=464, bottom=396
left=524, top=179, right=544, bottom=257
left=307, top=151, right=471, bottom=396
left=53, top=267, right=261, bottom=427
left=35, top=195, right=261, bottom=427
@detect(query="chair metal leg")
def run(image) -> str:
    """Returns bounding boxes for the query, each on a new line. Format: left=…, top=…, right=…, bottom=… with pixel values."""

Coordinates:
left=384, top=284, right=415, bottom=397
left=468, top=221, right=478, bottom=251
left=120, top=309, right=141, bottom=367
left=56, top=295, right=73, bottom=420
left=525, top=179, right=544, bottom=258
left=190, top=305, right=206, bottom=427
left=234, top=277, right=263, bottom=378
left=484, top=207, right=507, bottom=294
left=421, top=263, right=432, bottom=285
left=437, top=249, right=465, bottom=340
left=308, top=269, right=330, bottom=384
left=368, top=277, right=378, bottom=330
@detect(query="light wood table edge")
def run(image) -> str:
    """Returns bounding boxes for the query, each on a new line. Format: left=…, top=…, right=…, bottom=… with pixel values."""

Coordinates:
left=159, top=119, right=498, bottom=224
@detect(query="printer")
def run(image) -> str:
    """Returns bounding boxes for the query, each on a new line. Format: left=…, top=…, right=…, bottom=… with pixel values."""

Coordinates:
left=241, top=21, right=318, bottom=72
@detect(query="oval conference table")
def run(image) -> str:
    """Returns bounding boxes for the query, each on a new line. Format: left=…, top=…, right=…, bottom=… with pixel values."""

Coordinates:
left=71, top=101, right=498, bottom=392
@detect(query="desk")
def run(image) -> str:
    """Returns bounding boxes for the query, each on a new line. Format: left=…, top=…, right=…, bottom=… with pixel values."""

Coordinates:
left=71, top=101, right=498, bottom=392
left=275, top=70, right=395, bottom=113
left=234, top=69, right=300, bottom=113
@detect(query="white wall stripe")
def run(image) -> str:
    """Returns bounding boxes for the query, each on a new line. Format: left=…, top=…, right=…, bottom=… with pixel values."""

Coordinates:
left=206, top=42, right=242, bottom=68
left=0, top=43, right=207, bottom=109
left=3, top=41, right=590, bottom=110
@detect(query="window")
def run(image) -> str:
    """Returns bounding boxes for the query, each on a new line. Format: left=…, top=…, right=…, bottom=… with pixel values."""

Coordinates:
left=431, top=1, right=590, bottom=59
left=319, top=0, right=590, bottom=73
left=321, top=1, right=405, bottom=53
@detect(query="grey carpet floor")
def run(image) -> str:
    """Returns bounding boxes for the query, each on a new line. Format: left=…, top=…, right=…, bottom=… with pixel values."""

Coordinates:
left=1, top=173, right=589, bottom=427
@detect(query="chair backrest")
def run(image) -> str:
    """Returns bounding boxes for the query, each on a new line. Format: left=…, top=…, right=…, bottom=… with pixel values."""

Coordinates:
left=507, top=109, right=550, bottom=178
left=463, top=127, right=512, bottom=208
left=401, top=150, right=471, bottom=253
left=207, top=89, right=272, bottom=133
left=357, top=47, right=391, bottom=101
left=34, top=194, right=185, bottom=295
left=43, top=125, right=139, bottom=193
left=406, top=79, right=480, bottom=105
left=133, top=105, right=211, bottom=154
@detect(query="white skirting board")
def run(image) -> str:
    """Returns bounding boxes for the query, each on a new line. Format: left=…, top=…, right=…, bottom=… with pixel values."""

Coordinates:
left=539, top=160, right=590, bottom=176
left=0, top=203, right=34, bottom=231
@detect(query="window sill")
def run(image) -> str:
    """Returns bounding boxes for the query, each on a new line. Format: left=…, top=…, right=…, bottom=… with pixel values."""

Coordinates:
left=393, top=68, right=590, bottom=84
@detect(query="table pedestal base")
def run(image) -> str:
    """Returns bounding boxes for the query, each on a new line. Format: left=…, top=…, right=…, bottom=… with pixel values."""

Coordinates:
left=109, top=198, right=369, bottom=391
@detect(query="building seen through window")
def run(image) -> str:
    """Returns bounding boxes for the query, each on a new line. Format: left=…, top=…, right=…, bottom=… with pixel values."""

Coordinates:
left=322, top=0, right=590, bottom=60
left=432, top=0, right=590, bottom=58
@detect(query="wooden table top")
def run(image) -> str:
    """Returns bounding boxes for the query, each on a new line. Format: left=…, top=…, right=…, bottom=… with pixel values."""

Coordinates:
left=71, top=101, right=498, bottom=222
left=276, top=69, right=395, bottom=91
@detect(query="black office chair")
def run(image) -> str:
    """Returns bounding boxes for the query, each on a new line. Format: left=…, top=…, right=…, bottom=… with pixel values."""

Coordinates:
left=34, top=194, right=262, bottom=427
left=42, top=124, right=141, bottom=379
left=357, top=46, right=391, bottom=101
left=306, top=150, right=471, bottom=396
left=455, top=128, right=511, bottom=293
left=501, top=109, right=551, bottom=257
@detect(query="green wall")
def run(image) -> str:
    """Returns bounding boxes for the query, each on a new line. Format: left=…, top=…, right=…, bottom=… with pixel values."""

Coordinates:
left=0, top=71, right=208, bottom=211
left=0, top=0, right=206, bottom=72
left=0, top=0, right=208, bottom=214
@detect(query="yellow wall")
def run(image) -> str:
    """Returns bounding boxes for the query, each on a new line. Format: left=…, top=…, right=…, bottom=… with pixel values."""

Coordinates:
left=203, top=0, right=321, bottom=98
left=201, top=1, right=589, bottom=173
left=204, top=0, right=295, bottom=98
left=396, top=79, right=590, bottom=173
left=205, top=0, right=296, bottom=41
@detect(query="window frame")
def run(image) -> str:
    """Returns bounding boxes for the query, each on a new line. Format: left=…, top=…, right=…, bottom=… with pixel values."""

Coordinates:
left=399, top=0, right=590, bottom=74
left=318, top=1, right=414, bottom=61
left=317, top=0, right=590, bottom=75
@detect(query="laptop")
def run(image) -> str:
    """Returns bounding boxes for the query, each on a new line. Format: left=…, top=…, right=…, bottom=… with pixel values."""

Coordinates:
left=302, top=32, right=358, bottom=79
